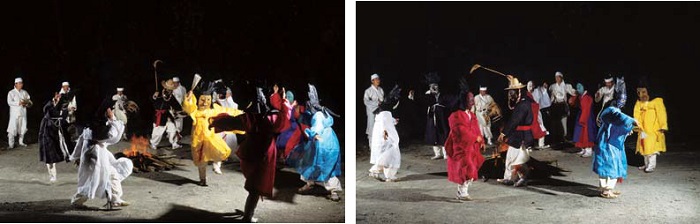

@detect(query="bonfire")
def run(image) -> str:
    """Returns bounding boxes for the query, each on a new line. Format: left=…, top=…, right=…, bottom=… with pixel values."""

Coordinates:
left=116, top=136, right=183, bottom=172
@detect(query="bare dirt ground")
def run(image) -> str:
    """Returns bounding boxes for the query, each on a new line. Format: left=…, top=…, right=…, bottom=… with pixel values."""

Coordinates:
left=0, top=135, right=344, bottom=222
left=356, top=140, right=699, bottom=224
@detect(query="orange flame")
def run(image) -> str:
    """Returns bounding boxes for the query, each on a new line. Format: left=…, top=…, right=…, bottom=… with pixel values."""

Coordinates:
left=123, top=136, right=152, bottom=157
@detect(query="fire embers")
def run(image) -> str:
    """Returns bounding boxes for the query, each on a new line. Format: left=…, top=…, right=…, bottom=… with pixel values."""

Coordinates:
left=116, top=136, right=183, bottom=173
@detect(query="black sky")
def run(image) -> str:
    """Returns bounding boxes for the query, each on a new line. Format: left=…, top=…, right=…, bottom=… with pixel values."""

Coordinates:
left=357, top=2, right=699, bottom=144
left=0, top=0, right=344, bottom=142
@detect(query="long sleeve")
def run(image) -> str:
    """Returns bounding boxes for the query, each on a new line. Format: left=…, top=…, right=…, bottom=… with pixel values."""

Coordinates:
left=212, top=103, right=245, bottom=117
left=633, top=102, right=642, bottom=125
left=594, top=88, right=604, bottom=103
left=363, top=88, right=376, bottom=108
left=182, top=93, right=198, bottom=115
left=304, top=112, right=325, bottom=138
left=102, top=119, right=125, bottom=146
left=7, top=91, right=19, bottom=107
left=655, top=98, right=668, bottom=130
left=609, top=107, right=635, bottom=129
left=565, top=84, right=576, bottom=96
left=70, top=129, right=91, bottom=161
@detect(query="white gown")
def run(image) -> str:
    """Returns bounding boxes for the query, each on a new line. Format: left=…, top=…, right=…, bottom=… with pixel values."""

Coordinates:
left=70, top=119, right=132, bottom=202
left=6, top=88, right=30, bottom=136
left=370, top=111, right=400, bottom=171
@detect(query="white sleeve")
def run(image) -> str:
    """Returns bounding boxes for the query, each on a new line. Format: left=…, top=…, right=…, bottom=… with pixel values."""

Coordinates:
left=102, top=120, right=125, bottom=145
left=594, top=88, right=603, bottom=102
left=70, top=129, right=90, bottom=161
left=363, top=88, right=374, bottom=107
left=566, top=84, right=577, bottom=96
left=7, top=91, right=18, bottom=107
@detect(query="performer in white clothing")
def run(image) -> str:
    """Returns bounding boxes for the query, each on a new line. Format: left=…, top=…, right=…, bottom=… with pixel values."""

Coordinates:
left=548, top=72, right=576, bottom=145
left=59, top=82, right=78, bottom=124
left=171, top=76, right=188, bottom=142
left=363, top=74, right=384, bottom=147
left=528, top=81, right=550, bottom=149
left=70, top=108, right=133, bottom=209
left=473, top=86, right=494, bottom=145
left=7, top=77, right=31, bottom=148
left=369, top=85, right=401, bottom=182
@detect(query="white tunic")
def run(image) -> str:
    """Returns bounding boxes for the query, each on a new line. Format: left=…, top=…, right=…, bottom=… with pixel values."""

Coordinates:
left=595, top=86, right=614, bottom=105
left=60, top=89, right=78, bottom=124
left=549, top=82, right=576, bottom=103
left=473, top=94, right=494, bottom=113
left=370, top=111, right=400, bottom=169
left=363, top=85, right=384, bottom=135
left=7, top=88, right=30, bottom=135
left=70, top=119, right=132, bottom=200
left=532, top=86, right=551, bottom=109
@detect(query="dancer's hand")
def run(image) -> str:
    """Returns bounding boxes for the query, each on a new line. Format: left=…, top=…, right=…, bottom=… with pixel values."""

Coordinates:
left=658, top=129, right=668, bottom=134
left=498, top=133, right=505, bottom=143
left=153, top=92, right=159, bottom=99
left=314, top=135, right=322, bottom=141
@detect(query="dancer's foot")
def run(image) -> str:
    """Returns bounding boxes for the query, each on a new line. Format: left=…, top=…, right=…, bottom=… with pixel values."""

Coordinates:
left=297, top=184, right=312, bottom=194
left=430, top=155, right=443, bottom=160
left=171, top=144, right=182, bottom=149
left=213, top=167, right=223, bottom=175
left=581, top=149, right=593, bottom=158
left=329, top=191, right=341, bottom=202
left=496, top=179, right=514, bottom=186
left=199, top=179, right=208, bottom=187
left=513, top=178, right=528, bottom=187
left=456, top=193, right=473, bottom=201
left=638, top=166, right=647, bottom=170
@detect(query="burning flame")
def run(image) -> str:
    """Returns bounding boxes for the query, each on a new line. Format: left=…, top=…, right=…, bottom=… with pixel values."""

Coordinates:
left=123, top=136, right=152, bottom=157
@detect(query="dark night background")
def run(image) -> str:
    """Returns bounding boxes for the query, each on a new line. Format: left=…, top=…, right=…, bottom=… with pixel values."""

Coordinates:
left=357, top=2, right=698, bottom=146
left=0, top=0, right=344, bottom=144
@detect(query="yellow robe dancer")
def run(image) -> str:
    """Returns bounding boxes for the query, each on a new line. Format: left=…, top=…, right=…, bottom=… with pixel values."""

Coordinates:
left=633, top=86, right=667, bottom=173
left=183, top=90, right=245, bottom=186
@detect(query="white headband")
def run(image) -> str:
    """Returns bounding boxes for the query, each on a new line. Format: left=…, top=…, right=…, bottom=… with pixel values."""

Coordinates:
left=371, top=74, right=379, bottom=81
left=62, top=81, right=70, bottom=86
left=117, top=88, right=124, bottom=91
left=172, top=77, right=180, bottom=82
left=604, top=78, right=613, bottom=82
left=479, top=86, right=487, bottom=91
left=14, top=77, right=22, bottom=83
left=555, top=71, right=563, bottom=78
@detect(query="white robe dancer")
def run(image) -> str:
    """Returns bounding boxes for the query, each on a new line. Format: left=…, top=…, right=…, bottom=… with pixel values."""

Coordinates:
left=363, top=85, right=384, bottom=144
left=369, top=111, right=400, bottom=181
left=549, top=81, right=576, bottom=137
left=172, top=85, right=187, bottom=134
left=473, top=93, right=494, bottom=145
left=70, top=119, right=133, bottom=207
left=7, top=87, right=30, bottom=148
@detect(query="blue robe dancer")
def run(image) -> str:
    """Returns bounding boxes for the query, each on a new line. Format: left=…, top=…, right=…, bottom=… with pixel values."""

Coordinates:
left=593, top=76, right=637, bottom=199
left=295, top=84, right=343, bottom=201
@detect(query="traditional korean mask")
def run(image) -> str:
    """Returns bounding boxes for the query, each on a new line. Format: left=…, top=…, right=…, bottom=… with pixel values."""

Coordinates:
left=637, top=87, right=649, bottom=102
left=507, top=89, right=520, bottom=110
left=527, top=81, right=534, bottom=92
left=198, top=95, right=212, bottom=110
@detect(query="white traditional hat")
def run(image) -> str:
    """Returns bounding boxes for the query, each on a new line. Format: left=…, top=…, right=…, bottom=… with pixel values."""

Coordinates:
left=479, top=86, right=487, bottom=91
left=62, top=81, right=70, bottom=86
left=172, top=77, right=180, bottom=82
left=555, top=71, right=563, bottom=78
left=14, top=77, right=22, bottom=83
left=371, top=73, right=380, bottom=81
left=117, top=87, right=124, bottom=92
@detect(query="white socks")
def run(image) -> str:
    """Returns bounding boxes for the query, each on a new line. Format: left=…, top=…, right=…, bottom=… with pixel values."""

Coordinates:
left=46, top=163, right=57, bottom=182
left=431, top=146, right=442, bottom=160
left=213, top=161, right=222, bottom=174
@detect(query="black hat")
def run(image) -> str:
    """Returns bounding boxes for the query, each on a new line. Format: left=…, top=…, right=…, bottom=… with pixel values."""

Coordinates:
left=423, top=72, right=441, bottom=85
left=374, top=84, right=401, bottom=114
left=306, top=83, right=340, bottom=117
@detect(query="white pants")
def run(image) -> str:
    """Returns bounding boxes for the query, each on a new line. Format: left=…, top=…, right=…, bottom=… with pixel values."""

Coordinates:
left=150, top=121, right=178, bottom=148
left=476, top=111, right=492, bottom=140
left=369, top=164, right=398, bottom=180
left=458, top=180, right=473, bottom=197
left=538, top=137, right=546, bottom=147
left=46, top=163, right=57, bottom=179
left=561, top=117, right=568, bottom=138
left=503, top=145, right=530, bottom=181
left=599, top=177, right=617, bottom=191
left=302, top=176, right=343, bottom=192
left=175, top=117, right=184, bottom=134
left=7, top=114, right=27, bottom=147
left=644, top=153, right=658, bottom=170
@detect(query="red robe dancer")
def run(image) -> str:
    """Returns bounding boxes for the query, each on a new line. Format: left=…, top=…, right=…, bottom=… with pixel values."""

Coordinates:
left=445, top=87, right=485, bottom=200
left=235, top=87, right=289, bottom=222
left=269, top=86, right=291, bottom=162
left=573, top=84, right=596, bottom=157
